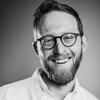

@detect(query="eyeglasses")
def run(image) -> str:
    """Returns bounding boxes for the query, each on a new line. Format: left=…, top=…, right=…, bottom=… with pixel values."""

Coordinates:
left=34, top=33, right=80, bottom=50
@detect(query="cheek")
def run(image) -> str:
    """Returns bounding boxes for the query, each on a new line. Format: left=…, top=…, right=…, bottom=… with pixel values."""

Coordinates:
left=42, top=49, right=53, bottom=60
left=37, top=42, right=49, bottom=59
left=70, top=39, right=82, bottom=57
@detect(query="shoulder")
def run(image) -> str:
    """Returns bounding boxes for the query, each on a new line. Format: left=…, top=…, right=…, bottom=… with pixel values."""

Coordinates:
left=0, top=77, right=37, bottom=100
left=78, top=86, right=99, bottom=100
left=0, top=76, right=34, bottom=90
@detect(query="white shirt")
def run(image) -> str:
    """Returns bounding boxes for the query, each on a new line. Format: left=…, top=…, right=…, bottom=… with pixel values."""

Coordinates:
left=0, top=68, right=99, bottom=100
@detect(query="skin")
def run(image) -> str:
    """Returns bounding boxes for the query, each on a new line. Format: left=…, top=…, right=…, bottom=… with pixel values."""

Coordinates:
left=34, top=11, right=87, bottom=100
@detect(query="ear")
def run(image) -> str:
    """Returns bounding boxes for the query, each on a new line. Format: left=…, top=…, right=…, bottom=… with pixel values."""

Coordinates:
left=32, top=28, right=39, bottom=55
left=81, top=35, right=88, bottom=53
left=32, top=42, right=39, bottom=55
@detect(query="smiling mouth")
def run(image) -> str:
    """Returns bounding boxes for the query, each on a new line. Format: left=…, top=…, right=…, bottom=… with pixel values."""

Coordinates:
left=52, top=57, right=72, bottom=64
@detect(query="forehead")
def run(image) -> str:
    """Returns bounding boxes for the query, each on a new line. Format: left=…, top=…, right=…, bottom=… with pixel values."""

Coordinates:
left=39, top=11, right=79, bottom=36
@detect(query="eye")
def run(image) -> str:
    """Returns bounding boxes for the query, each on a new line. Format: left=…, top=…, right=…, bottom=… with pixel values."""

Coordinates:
left=63, top=34, right=74, bottom=40
left=41, top=36, right=54, bottom=48
left=62, top=34, right=75, bottom=44
left=43, top=39, right=53, bottom=45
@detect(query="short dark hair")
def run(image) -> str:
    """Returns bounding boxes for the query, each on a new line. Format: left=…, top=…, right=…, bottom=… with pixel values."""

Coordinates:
left=33, top=0, right=84, bottom=36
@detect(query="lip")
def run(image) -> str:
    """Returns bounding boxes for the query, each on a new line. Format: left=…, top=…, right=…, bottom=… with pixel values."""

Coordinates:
left=52, top=57, right=72, bottom=64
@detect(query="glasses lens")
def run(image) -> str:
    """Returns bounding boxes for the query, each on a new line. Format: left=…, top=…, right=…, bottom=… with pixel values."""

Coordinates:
left=62, top=33, right=75, bottom=46
left=41, top=36, right=54, bottom=49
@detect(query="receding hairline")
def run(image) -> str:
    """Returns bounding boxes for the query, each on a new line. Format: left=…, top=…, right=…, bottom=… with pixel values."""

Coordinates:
left=37, top=10, right=78, bottom=32
left=33, top=0, right=84, bottom=36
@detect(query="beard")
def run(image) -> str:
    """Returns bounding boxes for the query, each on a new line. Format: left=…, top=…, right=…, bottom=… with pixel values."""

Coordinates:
left=41, top=49, right=82, bottom=86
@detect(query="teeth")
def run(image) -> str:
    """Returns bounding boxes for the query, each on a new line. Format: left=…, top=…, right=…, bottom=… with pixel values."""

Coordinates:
left=55, top=59, right=69, bottom=64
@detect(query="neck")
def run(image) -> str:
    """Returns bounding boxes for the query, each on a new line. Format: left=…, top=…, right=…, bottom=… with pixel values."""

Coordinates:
left=49, top=78, right=75, bottom=100
left=41, top=69, right=75, bottom=100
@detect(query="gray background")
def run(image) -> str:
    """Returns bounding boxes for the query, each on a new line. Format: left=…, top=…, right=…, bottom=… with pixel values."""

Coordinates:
left=0, top=0, right=100, bottom=99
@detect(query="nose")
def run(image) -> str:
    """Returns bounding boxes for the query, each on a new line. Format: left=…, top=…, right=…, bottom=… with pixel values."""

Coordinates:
left=53, top=38, right=67, bottom=54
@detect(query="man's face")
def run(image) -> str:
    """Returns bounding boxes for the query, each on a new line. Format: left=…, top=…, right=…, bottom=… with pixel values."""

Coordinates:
left=37, top=11, right=83, bottom=85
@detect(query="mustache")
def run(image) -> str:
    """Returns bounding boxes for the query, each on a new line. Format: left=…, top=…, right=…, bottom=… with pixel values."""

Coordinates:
left=48, top=52, right=74, bottom=60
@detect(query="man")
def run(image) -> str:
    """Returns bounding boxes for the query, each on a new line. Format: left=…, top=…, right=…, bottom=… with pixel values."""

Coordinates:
left=0, top=0, right=99, bottom=100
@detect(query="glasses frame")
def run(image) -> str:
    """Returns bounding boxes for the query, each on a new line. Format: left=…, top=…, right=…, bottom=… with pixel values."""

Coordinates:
left=34, top=33, right=81, bottom=50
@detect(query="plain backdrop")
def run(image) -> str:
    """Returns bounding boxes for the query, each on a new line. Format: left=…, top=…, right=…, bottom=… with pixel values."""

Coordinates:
left=0, top=0, right=100, bottom=99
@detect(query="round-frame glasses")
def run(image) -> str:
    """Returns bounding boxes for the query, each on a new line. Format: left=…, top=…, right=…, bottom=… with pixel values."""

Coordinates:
left=34, top=33, right=80, bottom=50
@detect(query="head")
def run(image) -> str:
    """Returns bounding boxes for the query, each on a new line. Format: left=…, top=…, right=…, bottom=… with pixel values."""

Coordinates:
left=33, top=0, right=87, bottom=86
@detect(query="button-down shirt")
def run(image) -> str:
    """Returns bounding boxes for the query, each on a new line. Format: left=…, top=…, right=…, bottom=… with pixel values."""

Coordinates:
left=0, top=68, right=99, bottom=100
